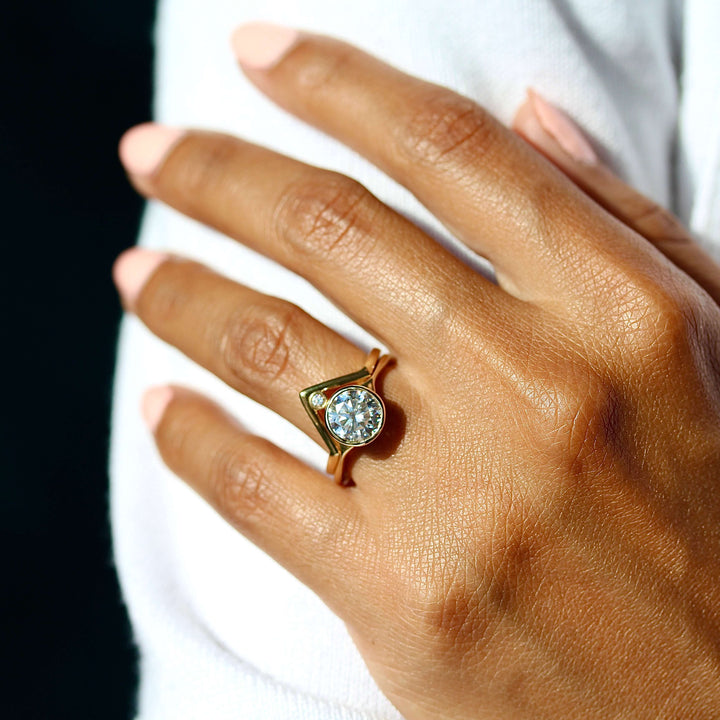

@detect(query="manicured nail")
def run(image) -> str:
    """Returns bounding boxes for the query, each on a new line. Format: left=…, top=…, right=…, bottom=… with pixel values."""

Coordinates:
left=528, top=89, right=597, bottom=164
left=112, top=247, right=168, bottom=309
left=142, top=386, right=174, bottom=433
left=119, top=123, right=185, bottom=176
left=231, top=22, right=300, bottom=69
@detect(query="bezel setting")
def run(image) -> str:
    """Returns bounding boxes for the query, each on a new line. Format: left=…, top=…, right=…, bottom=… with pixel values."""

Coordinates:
left=298, top=349, right=393, bottom=485
left=325, top=385, right=385, bottom=446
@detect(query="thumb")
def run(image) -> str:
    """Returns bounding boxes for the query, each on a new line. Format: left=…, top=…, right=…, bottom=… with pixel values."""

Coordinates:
left=513, top=89, right=720, bottom=305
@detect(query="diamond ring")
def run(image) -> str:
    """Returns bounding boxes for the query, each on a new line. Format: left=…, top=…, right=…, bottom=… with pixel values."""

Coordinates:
left=299, top=348, right=393, bottom=485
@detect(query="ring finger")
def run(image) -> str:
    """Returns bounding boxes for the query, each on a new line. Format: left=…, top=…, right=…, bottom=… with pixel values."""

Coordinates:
left=113, top=248, right=404, bottom=450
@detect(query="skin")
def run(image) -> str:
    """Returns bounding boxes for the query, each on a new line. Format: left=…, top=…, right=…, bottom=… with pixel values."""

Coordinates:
left=115, top=31, right=720, bottom=719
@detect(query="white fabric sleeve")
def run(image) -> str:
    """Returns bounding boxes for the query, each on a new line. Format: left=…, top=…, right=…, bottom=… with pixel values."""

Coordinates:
left=677, top=0, right=720, bottom=247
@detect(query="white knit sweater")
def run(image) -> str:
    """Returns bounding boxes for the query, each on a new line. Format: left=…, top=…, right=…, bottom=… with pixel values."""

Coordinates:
left=110, top=1, right=720, bottom=717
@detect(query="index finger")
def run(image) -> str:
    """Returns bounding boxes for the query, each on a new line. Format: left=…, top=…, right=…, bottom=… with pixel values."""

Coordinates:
left=231, top=23, right=660, bottom=305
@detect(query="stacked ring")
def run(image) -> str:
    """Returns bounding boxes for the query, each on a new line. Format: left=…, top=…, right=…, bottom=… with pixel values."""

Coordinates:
left=299, top=349, right=393, bottom=485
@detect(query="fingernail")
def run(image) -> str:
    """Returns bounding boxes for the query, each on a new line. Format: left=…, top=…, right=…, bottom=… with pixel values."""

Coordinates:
left=112, top=247, right=168, bottom=310
left=527, top=89, right=597, bottom=164
left=119, top=123, right=185, bottom=176
left=231, top=22, right=300, bottom=69
left=142, top=386, right=174, bottom=433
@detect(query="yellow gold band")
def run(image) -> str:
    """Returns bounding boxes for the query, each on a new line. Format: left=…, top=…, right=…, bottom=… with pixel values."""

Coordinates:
left=299, top=348, right=393, bottom=485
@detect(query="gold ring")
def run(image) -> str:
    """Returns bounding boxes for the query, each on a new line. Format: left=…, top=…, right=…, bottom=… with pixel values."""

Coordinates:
left=299, top=348, right=393, bottom=485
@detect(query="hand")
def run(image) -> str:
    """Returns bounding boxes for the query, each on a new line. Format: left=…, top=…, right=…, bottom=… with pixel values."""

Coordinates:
left=113, top=23, right=720, bottom=719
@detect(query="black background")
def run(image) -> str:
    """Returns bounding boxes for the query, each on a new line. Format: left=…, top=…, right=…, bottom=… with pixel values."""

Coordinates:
left=2, top=2, right=156, bottom=717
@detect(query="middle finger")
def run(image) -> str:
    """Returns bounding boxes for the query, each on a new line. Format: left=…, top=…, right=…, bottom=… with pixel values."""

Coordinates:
left=119, top=125, right=513, bottom=365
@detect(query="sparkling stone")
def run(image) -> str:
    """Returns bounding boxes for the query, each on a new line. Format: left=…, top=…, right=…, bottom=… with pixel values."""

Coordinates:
left=326, top=385, right=384, bottom=445
left=309, top=391, right=327, bottom=409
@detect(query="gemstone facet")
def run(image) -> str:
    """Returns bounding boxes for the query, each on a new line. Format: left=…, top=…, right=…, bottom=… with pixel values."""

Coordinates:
left=325, top=385, right=384, bottom=446
left=309, top=391, right=327, bottom=409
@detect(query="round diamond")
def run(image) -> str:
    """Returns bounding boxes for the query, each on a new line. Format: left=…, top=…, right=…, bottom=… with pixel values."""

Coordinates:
left=309, top=391, right=327, bottom=409
left=326, top=386, right=384, bottom=446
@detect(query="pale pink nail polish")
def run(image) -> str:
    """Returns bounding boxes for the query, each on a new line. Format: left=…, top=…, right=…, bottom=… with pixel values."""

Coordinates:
left=528, top=89, right=598, bottom=164
left=142, top=386, right=174, bottom=433
left=119, top=123, right=185, bottom=176
left=112, top=247, right=168, bottom=309
left=231, top=22, right=300, bottom=69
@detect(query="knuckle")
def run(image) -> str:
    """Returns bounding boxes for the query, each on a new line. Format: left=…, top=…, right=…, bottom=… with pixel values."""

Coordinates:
left=396, top=90, right=496, bottom=170
left=220, top=301, right=306, bottom=389
left=209, top=441, right=272, bottom=528
left=651, top=293, right=699, bottom=353
left=515, top=357, right=622, bottom=475
left=470, top=332, right=623, bottom=475
left=403, top=512, right=544, bottom=651
left=546, top=372, right=623, bottom=474
left=401, top=562, right=482, bottom=648
left=275, top=174, right=380, bottom=263
left=614, top=276, right=702, bottom=362
left=409, top=572, right=496, bottom=652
